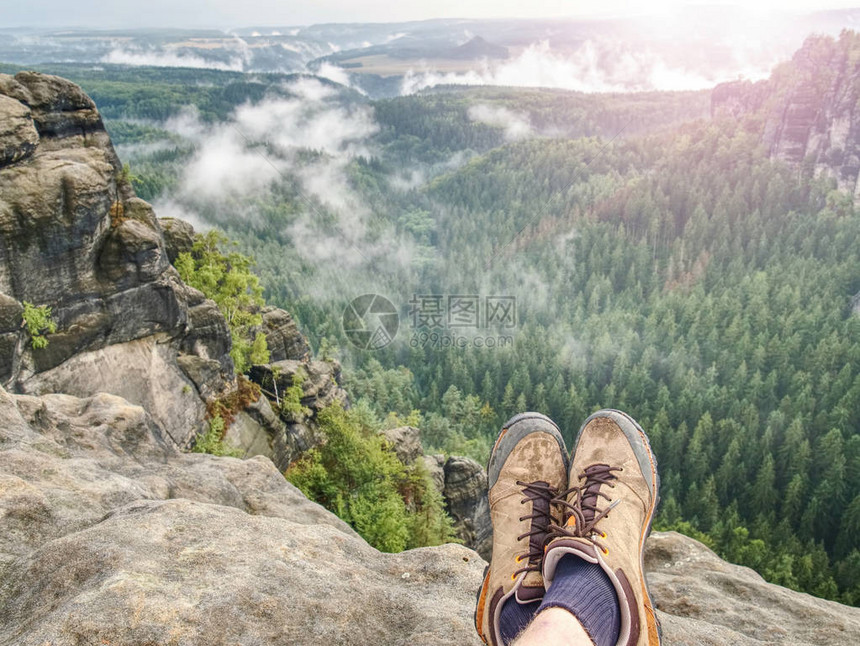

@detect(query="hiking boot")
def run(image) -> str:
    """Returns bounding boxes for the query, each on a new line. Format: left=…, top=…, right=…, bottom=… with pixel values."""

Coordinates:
left=475, top=413, right=569, bottom=646
left=543, top=409, right=661, bottom=646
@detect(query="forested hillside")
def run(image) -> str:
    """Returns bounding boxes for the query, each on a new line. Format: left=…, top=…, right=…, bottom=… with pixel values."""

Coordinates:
left=6, top=33, right=860, bottom=604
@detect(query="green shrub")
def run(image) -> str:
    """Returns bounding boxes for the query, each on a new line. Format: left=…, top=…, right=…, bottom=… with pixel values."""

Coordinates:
left=278, top=367, right=311, bottom=420
left=286, top=402, right=456, bottom=552
left=118, top=162, right=142, bottom=189
left=191, top=415, right=242, bottom=457
left=21, top=302, right=57, bottom=349
left=175, top=230, right=270, bottom=373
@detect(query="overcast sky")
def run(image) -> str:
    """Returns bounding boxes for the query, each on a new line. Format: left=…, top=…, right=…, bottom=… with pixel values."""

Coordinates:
left=3, top=0, right=859, bottom=30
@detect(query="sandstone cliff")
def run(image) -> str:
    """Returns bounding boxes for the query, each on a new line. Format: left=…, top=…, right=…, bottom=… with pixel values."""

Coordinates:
left=385, top=427, right=493, bottom=559
left=1, top=384, right=859, bottom=645
left=0, top=71, right=339, bottom=467
left=712, top=31, right=860, bottom=197
left=0, top=71, right=232, bottom=446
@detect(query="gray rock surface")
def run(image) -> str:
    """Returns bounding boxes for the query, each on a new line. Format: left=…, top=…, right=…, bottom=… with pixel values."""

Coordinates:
left=0, top=94, right=38, bottom=167
left=158, top=216, right=195, bottom=263
left=223, top=392, right=303, bottom=471
left=19, top=334, right=207, bottom=448
left=646, top=531, right=860, bottom=645
left=0, top=385, right=481, bottom=646
left=260, top=305, right=310, bottom=361
left=381, top=425, right=423, bottom=464
left=443, top=455, right=493, bottom=561
left=0, top=71, right=232, bottom=445
left=423, top=453, right=447, bottom=491
left=1, top=384, right=860, bottom=645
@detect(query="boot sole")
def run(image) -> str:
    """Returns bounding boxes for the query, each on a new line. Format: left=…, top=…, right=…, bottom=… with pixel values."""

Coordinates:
left=474, top=563, right=490, bottom=644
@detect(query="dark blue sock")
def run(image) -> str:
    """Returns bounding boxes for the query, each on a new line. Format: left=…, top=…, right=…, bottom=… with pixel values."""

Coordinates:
left=499, top=596, right=540, bottom=644
left=538, top=555, right=620, bottom=646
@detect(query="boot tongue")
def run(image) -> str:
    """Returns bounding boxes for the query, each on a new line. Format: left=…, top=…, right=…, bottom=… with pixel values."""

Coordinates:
left=514, top=479, right=553, bottom=604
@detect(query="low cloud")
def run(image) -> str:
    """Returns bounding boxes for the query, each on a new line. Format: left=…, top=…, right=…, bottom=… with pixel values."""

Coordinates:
left=467, top=104, right=532, bottom=141
left=232, top=91, right=376, bottom=156
left=161, top=78, right=377, bottom=207
left=389, top=150, right=473, bottom=191
left=102, top=47, right=246, bottom=71
left=313, top=62, right=360, bottom=91
left=179, top=127, right=282, bottom=201
left=401, top=39, right=775, bottom=94
left=154, top=77, right=404, bottom=274
left=102, top=34, right=255, bottom=71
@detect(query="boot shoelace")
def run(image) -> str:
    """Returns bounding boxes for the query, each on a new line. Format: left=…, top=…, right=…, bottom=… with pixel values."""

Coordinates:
left=513, top=480, right=559, bottom=577
left=548, top=464, right=622, bottom=554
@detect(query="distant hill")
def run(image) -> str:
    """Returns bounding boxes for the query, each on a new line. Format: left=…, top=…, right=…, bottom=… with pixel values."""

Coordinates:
left=446, top=36, right=509, bottom=60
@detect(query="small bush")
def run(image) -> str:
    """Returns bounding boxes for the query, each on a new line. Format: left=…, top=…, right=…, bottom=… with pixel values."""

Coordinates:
left=279, top=367, right=312, bottom=420
left=21, top=302, right=57, bottom=349
left=191, top=415, right=242, bottom=457
left=286, top=402, right=456, bottom=552
left=206, top=376, right=261, bottom=427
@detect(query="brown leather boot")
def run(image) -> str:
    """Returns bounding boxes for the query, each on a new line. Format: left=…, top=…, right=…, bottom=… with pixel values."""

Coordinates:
left=475, top=413, right=568, bottom=645
left=543, top=409, right=661, bottom=646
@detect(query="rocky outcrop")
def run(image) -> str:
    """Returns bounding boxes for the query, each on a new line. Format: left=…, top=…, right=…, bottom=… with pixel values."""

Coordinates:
left=0, top=71, right=232, bottom=446
left=0, top=94, right=38, bottom=167
left=0, top=384, right=480, bottom=646
left=381, top=425, right=423, bottom=464
left=242, top=359, right=349, bottom=469
left=2, top=384, right=860, bottom=645
left=712, top=32, right=860, bottom=197
left=158, top=216, right=195, bottom=263
left=710, top=78, right=769, bottom=120
left=423, top=453, right=447, bottom=491
left=380, top=427, right=493, bottom=559
left=260, top=305, right=310, bottom=362
left=443, top=456, right=493, bottom=560
left=0, top=71, right=353, bottom=476
left=646, top=532, right=860, bottom=645
left=250, top=359, right=348, bottom=412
